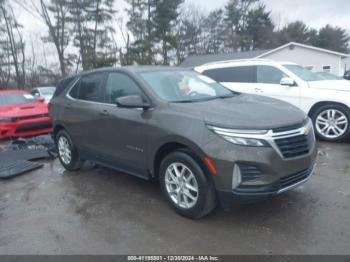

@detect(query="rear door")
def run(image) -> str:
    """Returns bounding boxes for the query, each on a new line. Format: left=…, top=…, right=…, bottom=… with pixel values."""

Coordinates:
left=255, top=65, right=301, bottom=107
left=63, top=72, right=107, bottom=157
left=202, top=66, right=258, bottom=94
left=97, top=71, right=150, bottom=178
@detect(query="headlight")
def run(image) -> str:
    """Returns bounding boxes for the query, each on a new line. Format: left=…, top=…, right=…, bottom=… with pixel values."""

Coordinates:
left=207, top=125, right=269, bottom=147
left=0, top=117, right=12, bottom=123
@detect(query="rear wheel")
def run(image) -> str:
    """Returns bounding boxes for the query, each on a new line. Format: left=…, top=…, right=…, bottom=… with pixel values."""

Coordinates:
left=311, top=104, right=350, bottom=142
left=56, top=130, right=81, bottom=171
left=159, top=151, right=217, bottom=219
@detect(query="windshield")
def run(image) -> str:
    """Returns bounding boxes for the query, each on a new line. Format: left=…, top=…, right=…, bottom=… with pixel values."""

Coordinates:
left=40, top=87, right=56, bottom=95
left=284, top=64, right=324, bottom=82
left=316, top=72, right=343, bottom=80
left=139, top=70, right=236, bottom=103
left=0, top=93, right=36, bottom=106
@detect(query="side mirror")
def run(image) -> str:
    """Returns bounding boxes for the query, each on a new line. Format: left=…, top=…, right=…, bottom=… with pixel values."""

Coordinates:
left=280, top=77, right=296, bottom=86
left=38, top=98, right=45, bottom=103
left=115, top=95, right=151, bottom=110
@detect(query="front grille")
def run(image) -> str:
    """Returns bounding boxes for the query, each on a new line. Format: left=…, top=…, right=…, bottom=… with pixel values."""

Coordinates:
left=15, top=122, right=52, bottom=133
left=275, top=133, right=313, bottom=158
left=239, top=164, right=263, bottom=182
left=279, top=168, right=311, bottom=189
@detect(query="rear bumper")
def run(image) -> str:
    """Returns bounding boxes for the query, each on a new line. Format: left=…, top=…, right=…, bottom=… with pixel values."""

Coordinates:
left=217, top=165, right=315, bottom=208
left=0, top=117, right=53, bottom=139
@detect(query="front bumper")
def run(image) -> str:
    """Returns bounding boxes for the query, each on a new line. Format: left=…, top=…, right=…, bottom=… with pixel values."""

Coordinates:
left=217, top=165, right=315, bottom=208
left=0, top=117, right=53, bottom=139
left=201, top=126, right=317, bottom=208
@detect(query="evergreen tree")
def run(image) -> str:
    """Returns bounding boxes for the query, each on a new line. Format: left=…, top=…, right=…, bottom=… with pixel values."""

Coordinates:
left=176, top=5, right=205, bottom=64
left=246, top=4, right=275, bottom=50
left=316, top=25, right=350, bottom=53
left=68, top=0, right=117, bottom=70
left=203, top=9, right=226, bottom=54
left=224, top=0, right=258, bottom=51
left=277, top=21, right=315, bottom=45
left=153, top=0, right=184, bottom=65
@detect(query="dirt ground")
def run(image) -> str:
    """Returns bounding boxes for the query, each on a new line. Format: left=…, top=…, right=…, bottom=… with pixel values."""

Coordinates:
left=0, top=140, right=349, bottom=255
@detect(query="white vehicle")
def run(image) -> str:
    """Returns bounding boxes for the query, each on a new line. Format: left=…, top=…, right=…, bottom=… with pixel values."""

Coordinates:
left=195, top=59, right=350, bottom=142
left=31, top=87, right=56, bottom=103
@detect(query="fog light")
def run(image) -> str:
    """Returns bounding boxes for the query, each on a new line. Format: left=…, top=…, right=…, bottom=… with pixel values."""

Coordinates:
left=232, top=164, right=242, bottom=189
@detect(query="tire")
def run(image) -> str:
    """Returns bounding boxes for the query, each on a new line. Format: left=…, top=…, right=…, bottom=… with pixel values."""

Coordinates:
left=159, top=150, right=217, bottom=219
left=55, top=130, right=82, bottom=171
left=311, top=104, right=350, bottom=142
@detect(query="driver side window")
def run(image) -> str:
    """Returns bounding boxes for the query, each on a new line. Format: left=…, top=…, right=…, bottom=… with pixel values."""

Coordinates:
left=257, top=66, right=287, bottom=85
left=104, top=72, right=145, bottom=104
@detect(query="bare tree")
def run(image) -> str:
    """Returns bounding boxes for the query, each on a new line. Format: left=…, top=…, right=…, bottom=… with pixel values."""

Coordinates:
left=26, top=0, right=71, bottom=76
left=0, top=3, right=26, bottom=87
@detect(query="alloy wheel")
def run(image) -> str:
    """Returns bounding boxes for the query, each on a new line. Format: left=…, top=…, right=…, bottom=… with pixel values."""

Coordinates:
left=58, top=136, right=72, bottom=165
left=165, top=163, right=199, bottom=209
left=315, top=109, right=348, bottom=139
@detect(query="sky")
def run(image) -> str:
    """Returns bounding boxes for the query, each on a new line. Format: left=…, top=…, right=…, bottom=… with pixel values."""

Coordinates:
left=10, top=0, right=350, bottom=68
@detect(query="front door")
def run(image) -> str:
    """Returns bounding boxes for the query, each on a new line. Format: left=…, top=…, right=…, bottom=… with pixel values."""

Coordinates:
left=254, top=65, right=301, bottom=108
left=98, top=71, right=150, bottom=178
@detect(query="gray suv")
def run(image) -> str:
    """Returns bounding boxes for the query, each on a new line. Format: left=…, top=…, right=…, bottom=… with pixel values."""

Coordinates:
left=50, top=67, right=317, bottom=219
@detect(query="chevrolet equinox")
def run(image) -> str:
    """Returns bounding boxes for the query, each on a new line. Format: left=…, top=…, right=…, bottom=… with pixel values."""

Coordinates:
left=50, top=67, right=317, bottom=219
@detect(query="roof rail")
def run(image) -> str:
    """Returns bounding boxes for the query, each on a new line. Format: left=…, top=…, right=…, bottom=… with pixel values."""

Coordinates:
left=200, top=58, right=275, bottom=67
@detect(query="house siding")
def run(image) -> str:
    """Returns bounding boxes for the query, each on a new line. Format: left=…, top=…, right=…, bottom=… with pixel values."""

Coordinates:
left=260, top=45, right=343, bottom=76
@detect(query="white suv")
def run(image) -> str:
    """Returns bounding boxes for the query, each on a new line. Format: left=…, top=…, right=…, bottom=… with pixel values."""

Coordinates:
left=195, top=60, right=350, bottom=142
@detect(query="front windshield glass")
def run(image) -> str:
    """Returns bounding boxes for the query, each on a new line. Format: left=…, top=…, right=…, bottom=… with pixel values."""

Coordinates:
left=284, top=64, right=324, bottom=82
left=40, top=87, right=56, bottom=95
left=139, top=70, right=236, bottom=103
left=316, top=72, right=343, bottom=80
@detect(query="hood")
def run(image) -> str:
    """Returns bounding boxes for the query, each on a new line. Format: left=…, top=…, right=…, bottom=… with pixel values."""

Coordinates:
left=170, top=94, right=306, bottom=130
left=308, top=80, right=350, bottom=92
left=0, top=102, right=49, bottom=118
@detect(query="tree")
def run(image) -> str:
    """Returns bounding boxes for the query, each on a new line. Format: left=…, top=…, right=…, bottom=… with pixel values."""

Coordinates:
left=176, top=4, right=205, bottom=64
left=224, top=0, right=258, bottom=51
left=125, top=0, right=152, bottom=65
left=246, top=4, right=275, bottom=50
left=0, top=1, right=26, bottom=87
left=153, top=0, right=184, bottom=65
left=68, top=0, right=117, bottom=70
left=277, top=21, right=316, bottom=45
left=203, top=9, right=226, bottom=54
left=316, top=25, right=350, bottom=53
left=34, top=0, right=71, bottom=76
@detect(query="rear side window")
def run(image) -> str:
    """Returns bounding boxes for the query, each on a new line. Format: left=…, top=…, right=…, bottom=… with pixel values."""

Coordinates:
left=257, top=66, right=287, bottom=84
left=69, top=73, right=105, bottom=102
left=202, top=66, right=257, bottom=83
left=104, top=72, right=145, bottom=104
left=54, top=76, right=78, bottom=98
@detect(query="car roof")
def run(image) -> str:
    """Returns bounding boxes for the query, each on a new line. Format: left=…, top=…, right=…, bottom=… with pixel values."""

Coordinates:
left=56, top=66, right=191, bottom=86
left=195, top=59, right=298, bottom=70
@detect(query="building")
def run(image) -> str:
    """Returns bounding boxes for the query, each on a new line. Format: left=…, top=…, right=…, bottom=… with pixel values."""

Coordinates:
left=181, top=42, right=350, bottom=76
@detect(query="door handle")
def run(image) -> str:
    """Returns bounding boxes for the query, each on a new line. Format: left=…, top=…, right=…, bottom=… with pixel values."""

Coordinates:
left=65, top=103, right=72, bottom=109
left=99, top=110, right=109, bottom=117
left=255, top=88, right=263, bottom=93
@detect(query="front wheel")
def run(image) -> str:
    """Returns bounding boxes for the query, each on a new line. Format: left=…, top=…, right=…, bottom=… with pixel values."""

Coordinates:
left=311, top=104, right=350, bottom=142
left=159, top=151, right=217, bottom=219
